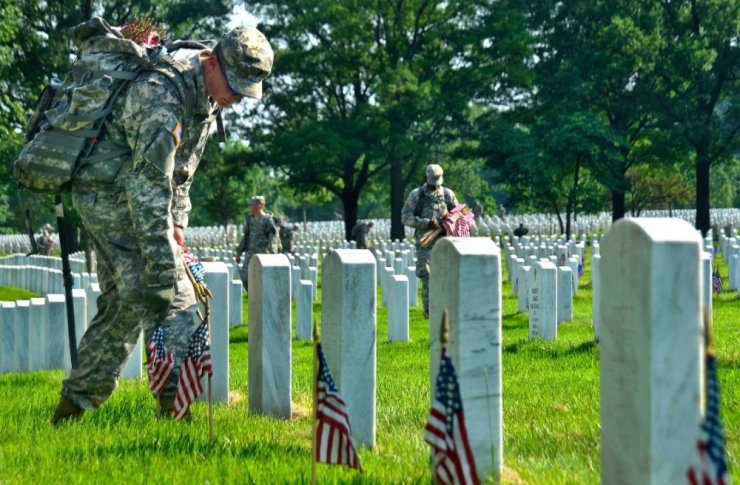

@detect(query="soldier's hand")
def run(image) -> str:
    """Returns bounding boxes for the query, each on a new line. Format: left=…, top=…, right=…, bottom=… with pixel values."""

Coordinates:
left=428, top=219, right=440, bottom=230
left=143, top=284, right=175, bottom=320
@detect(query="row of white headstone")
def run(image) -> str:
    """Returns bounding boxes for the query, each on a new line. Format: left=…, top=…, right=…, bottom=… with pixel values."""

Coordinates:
left=0, top=217, right=729, bottom=483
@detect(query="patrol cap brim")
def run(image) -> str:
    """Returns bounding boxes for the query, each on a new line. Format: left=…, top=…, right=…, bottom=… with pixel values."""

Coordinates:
left=227, top=71, right=263, bottom=99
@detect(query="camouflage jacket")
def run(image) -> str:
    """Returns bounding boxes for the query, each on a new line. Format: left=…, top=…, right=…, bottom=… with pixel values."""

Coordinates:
left=401, top=184, right=459, bottom=245
left=72, top=48, right=216, bottom=286
left=236, top=212, right=280, bottom=257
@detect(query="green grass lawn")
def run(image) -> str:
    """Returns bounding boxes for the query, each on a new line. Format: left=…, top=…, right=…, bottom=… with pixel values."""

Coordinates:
left=0, top=249, right=737, bottom=484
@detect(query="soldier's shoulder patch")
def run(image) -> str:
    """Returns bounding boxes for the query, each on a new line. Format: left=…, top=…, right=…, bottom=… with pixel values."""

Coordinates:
left=406, top=198, right=415, bottom=209
left=171, top=122, right=182, bottom=147
left=163, top=117, right=182, bottom=147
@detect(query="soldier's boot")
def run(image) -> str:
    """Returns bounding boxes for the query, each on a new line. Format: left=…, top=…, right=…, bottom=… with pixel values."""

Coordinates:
left=155, top=395, right=191, bottom=421
left=51, top=395, right=84, bottom=425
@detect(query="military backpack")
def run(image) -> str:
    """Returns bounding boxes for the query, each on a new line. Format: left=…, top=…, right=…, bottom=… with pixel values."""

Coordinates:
left=13, top=17, right=206, bottom=193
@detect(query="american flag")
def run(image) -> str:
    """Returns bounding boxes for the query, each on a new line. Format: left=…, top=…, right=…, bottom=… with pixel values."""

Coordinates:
left=174, top=321, right=213, bottom=420
left=712, top=272, right=723, bottom=295
left=146, top=326, right=174, bottom=395
left=315, top=343, right=361, bottom=470
left=687, top=352, right=729, bottom=485
left=424, top=347, right=479, bottom=485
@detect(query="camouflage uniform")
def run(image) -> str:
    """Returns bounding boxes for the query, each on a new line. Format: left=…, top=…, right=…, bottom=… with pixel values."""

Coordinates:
left=61, top=47, right=216, bottom=409
left=351, top=221, right=374, bottom=249
left=401, top=184, right=458, bottom=315
left=236, top=213, right=279, bottom=287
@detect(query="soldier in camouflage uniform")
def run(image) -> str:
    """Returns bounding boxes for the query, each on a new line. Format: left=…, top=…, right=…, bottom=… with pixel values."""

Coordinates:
left=351, top=220, right=374, bottom=249
left=235, top=195, right=280, bottom=288
left=401, top=164, right=459, bottom=318
left=52, top=23, right=274, bottom=424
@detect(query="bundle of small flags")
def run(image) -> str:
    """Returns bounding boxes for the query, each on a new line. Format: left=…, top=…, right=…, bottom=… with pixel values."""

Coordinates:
left=181, top=246, right=206, bottom=282
left=174, top=321, right=213, bottom=420
left=145, top=326, right=174, bottom=395
left=314, top=343, right=361, bottom=470
left=420, top=204, right=476, bottom=247
left=119, top=16, right=163, bottom=47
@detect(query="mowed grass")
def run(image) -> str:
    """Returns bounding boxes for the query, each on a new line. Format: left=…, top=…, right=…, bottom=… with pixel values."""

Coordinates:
left=0, top=247, right=737, bottom=484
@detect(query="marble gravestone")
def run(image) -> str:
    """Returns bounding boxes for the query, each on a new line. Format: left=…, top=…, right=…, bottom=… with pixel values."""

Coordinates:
left=248, top=255, right=292, bottom=418
left=528, top=260, right=557, bottom=340
left=321, top=249, right=377, bottom=447
left=600, top=218, right=703, bottom=485
left=201, top=261, right=231, bottom=403
left=429, top=237, right=503, bottom=483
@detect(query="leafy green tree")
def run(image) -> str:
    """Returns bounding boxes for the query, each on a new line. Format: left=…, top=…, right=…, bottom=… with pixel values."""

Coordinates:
left=243, top=0, right=529, bottom=239
left=651, top=0, right=740, bottom=235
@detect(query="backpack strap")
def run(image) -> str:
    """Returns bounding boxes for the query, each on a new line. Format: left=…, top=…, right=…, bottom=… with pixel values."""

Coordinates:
left=413, top=185, right=427, bottom=218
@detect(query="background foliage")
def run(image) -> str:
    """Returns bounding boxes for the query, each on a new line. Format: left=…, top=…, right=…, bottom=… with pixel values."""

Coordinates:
left=0, top=0, right=737, bottom=238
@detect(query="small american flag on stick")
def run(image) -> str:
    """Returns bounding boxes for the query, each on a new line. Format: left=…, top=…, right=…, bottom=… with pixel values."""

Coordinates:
left=146, top=326, right=174, bottom=395
left=424, top=338, right=479, bottom=484
left=314, top=342, right=361, bottom=470
left=174, top=321, right=213, bottom=420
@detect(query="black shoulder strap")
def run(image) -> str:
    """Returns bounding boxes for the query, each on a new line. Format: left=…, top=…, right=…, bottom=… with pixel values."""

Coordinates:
left=414, top=185, right=426, bottom=217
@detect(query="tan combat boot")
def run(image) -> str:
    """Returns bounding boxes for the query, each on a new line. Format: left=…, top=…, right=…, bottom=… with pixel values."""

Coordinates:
left=155, top=395, right=191, bottom=421
left=51, top=395, right=85, bottom=425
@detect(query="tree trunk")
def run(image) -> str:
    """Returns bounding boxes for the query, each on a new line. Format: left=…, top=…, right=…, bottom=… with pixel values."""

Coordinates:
left=343, top=192, right=359, bottom=242
left=611, top=191, right=626, bottom=222
left=695, top=151, right=711, bottom=237
left=389, top=157, right=405, bottom=241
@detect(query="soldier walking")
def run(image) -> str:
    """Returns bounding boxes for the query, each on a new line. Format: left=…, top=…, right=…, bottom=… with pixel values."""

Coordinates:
left=235, top=195, right=280, bottom=288
left=401, top=164, right=459, bottom=318
left=351, top=220, right=374, bottom=249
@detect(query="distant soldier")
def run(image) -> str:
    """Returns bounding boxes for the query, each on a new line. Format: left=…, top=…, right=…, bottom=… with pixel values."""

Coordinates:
left=278, top=220, right=300, bottom=254
left=401, top=164, right=459, bottom=318
left=514, top=223, right=529, bottom=238
left=351, top=220, right=374, bottom=249
left=36, top=224, right=56, bottom=255
left=235, top=195, right=280, bottom=287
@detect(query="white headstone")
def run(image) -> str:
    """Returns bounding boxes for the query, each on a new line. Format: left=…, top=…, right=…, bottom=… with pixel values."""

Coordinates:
left=248, top=255, right=292, bottom=418
left=429, top=238, right=503, bottom=482
left=321, top=249, right=377, bottom=447
left=556, top=266, right=573, bottom=323
left=120, top=331, right=143, bottom=380
left=388, top=275, right=409, bottom=342
left=28, top=297, right=47, bottom=370
left=600, top=218, right=702, bottom=485
left=528, top=261, right=557, bottom=340
left=202, top=261, right=231, bottom=403
left=296, top=280, right=313, bottom=341
left=230, top=279, right=243, bottom=326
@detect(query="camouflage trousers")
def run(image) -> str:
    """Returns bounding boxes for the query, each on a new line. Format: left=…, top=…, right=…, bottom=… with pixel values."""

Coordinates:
left=239, top=252, right=255, bottom=289
left=61, top=189, right=198, bottom=410
left=415, top=246, right=432, bottom=315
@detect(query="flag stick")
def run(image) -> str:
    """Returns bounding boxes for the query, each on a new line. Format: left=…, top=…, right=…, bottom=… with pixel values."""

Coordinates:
left=311, top=320, right=319, bottom=485
left=440, top=309, right=449, bottom=346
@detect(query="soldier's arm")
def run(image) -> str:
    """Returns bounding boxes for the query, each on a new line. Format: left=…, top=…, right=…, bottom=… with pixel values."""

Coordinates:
left=235, top=221, right=248, bottom=256
left=401, top=189, right=431, bottom=229
left=265, top=217, right=279, bottom=253
left=121, top=77, right=183, bottom=287
left=171, top=175, right=192, bottom=229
